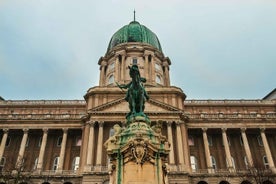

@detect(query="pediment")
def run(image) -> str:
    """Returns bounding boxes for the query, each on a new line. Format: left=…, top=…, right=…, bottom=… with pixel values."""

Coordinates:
left=91, top=98, right=181, bottom=113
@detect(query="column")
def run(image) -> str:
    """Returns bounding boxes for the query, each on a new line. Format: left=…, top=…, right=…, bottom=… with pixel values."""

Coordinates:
left=0, top=129, right=9, bottom=161
left=96, top=121, right=104, bottom=167
left=37, top=128, right=48, bottom=171
left=115, top=56, right=120, bottom=81
left=180, top=123, right=190, bottom=172
left=120, top=55, right=126, bottom=82
left=222, top=128, right=233, bottom=171
left=202, top=128, right=212, bottom=173
left=260, top=128, right=276, bottom=173
left=57, top=128, right=68, bottom=172
left=176, top=121, right=184, bottom=166
left=151, top=57, right=155, bottom=84
left=99, top=61, right=107, bottom=86
left=163, top=61, right=170, bottom=86
left=16, top=129, right=29, bottom=168
left=144, top=54, right=149, bottom=81
left=86, top=121, right=96, bottom=166
left=240, top=128, right=253, bottom=167
left=166, top=121, right=175, bottom=164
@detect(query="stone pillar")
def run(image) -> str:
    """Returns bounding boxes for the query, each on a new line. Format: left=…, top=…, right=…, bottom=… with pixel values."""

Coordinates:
left=115, top=56, right=120, bottom=82
left=202, top=128, right=213, bottom=173
left=151, top=56, right=155, bottom=84
left=57, top=128, right=68, bottom=172
left=16, top=129, right=29, bottom=168
left=163, top=61, right=170, bottom=86
left=96, top=121, right=104, bottom=167
left=37, top=128, right=48, bottom=171
left=180, top=122, right=190, bottom=172
left=176, top=121, right=184, bottom=166
left=240, top=128, right=253, bottom=167
left=99, top=61, right=107, bottom=86
left=222, top=128, right=234, bottom=171
left=260, top=128, right=276, bottom=173
left=86, top=121, right=96, bottom=166
left=0, top=129, right=9, bottom=161
left=144, top=54, right=149, bottom=81
left=120, top=55, right=126, bottom=83
left=166, top=121, right=175, bottom=164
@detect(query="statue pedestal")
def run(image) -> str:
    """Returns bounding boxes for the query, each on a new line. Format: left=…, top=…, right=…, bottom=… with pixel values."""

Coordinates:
left=105, top=118, right=169, bottom=184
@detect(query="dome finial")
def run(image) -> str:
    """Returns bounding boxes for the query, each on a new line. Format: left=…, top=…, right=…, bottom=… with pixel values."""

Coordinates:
left=133, top=9, right=136, bottom=22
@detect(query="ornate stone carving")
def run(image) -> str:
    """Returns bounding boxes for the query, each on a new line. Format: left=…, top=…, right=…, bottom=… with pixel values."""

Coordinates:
left=131, top=141, right=148, bottom=164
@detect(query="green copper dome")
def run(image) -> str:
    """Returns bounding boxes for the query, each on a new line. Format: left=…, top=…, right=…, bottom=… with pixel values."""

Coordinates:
left=107, top=21, right=162, bottom=52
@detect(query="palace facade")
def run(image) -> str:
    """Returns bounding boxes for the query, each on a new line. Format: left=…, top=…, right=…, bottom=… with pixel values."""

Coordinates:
left=0, top=20, right=275, bottom=184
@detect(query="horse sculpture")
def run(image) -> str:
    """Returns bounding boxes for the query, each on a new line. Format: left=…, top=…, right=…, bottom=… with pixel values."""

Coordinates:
left=116, top=65, right=149, bottom=119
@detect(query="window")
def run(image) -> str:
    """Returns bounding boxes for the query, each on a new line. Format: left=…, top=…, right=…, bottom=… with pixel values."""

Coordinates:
left=132, top=58, right=137, bottom=65
left=72, top=156, right=80, bottom=171
left=190, top=156, right=198, bottom=171
left=57, top=136, right=62, bottom=147
left=156, top=75, right=162, bottom=84
left=226, top=156, right=236, bottom=169
left=109, top=128, right=115, bottom=137
left=263, top=156, right=269, bottom=169
left=76, top=136, right=82, bottom=146
left=52, top=157, right=60, bottom=171
left=155, top=63, right=161, bottom=70
left=38, top=136, right=42, bottom=147
left=0, top=157, right=5, bottom=171
left=5, top=137, right=11, bottom=147
left=109, top=62, right=115, bottom=71
left=257, top=135, right=263, bottom=146
left=188, top=136, right=194, bottom=146
left=208, top=136, right=213, bottom=146
left=210, top=155, right=217, bottom=169
left=33, top=158, right=38, bottom=170
left=108, top=75, right=114, bottom=85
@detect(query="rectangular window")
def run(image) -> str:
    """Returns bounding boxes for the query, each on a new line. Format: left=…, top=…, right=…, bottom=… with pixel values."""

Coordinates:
left=132, top=58, right=137, bottom=65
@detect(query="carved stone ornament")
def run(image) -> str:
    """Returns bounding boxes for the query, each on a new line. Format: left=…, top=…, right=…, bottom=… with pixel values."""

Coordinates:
left=131, top=143, right=148, bottom=164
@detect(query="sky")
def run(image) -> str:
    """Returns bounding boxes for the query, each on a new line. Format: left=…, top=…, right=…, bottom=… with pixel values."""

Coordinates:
left=0, top=0, right=275, bottom=100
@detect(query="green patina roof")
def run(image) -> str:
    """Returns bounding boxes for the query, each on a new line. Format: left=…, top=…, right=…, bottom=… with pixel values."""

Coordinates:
left=107, top=21, right=162, bottom=52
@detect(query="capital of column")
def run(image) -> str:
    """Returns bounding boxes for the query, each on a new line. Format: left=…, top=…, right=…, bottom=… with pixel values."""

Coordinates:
left=98, top=121, right=104, bottom=127
left=202, top=128, right=208, bottom=132
left=23, top=128, right=29, bottom=133
left=3, top=128, right=9, bottom=133
left=42, top=128, right=48, bottom=134
left=240, top=128, right=247, bottom=133
left=167, top=121, right=172, bottom=126
left=62, top=128, right=68, bottom=133
left=260, top=128, right=266, bottom=133
left=88, top=121, right=96, bottom=127
left=221, top=128, right=227, bottom=133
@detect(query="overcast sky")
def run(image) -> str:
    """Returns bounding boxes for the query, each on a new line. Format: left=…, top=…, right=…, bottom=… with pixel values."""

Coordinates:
left=0, top=0, right=275, bottom=100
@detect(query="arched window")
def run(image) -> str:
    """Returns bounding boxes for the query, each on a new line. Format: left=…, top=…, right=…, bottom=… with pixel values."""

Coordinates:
left=33, top=157, right=38, bottom=170
left=263, top=156, right=269, bottom=169
left=72, top=156, right=80, bottom=171
left=226, top=156, right=236, bottom=170
left=257, top=135, right=263, bottom=146
left=52, top=157, right=59, bottom=171
left=156, top=75, right=162, bottom=84
left=108, top=75, right=114, bottom=85
left=57, top=136, right=62, bottom=147
left=210, top=155, right=217, bottom=169
left=109, top=62, right=115, bottom=71
left=0, top=157, right=6, bottom=171
left=190, top=156, right=198, bottom=171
